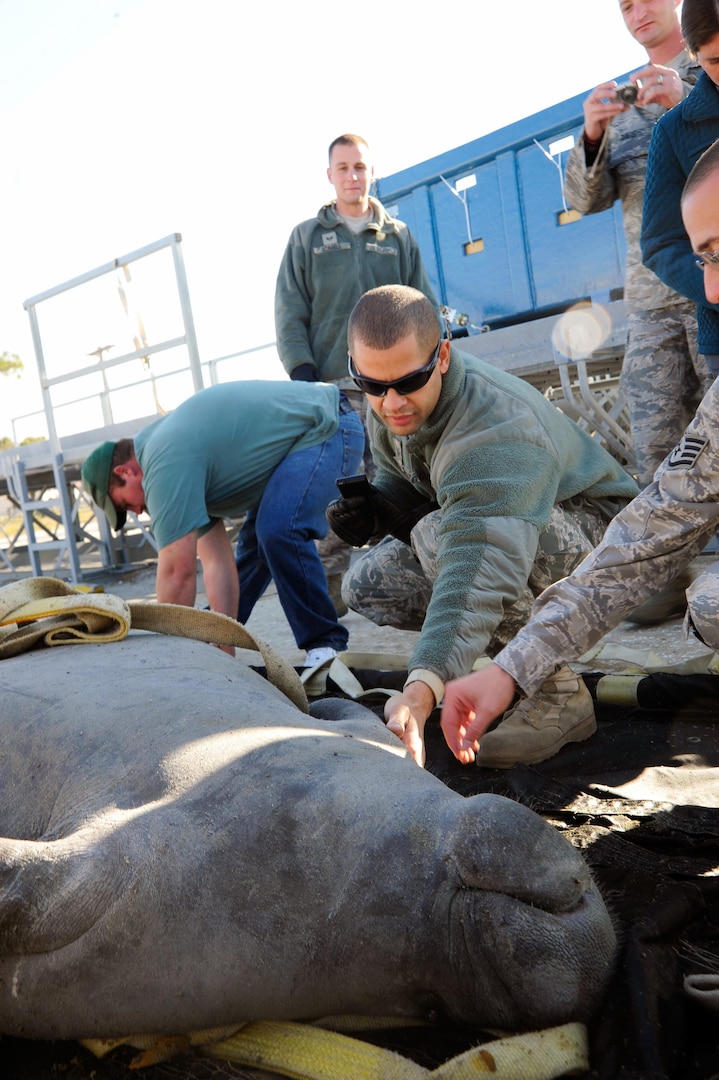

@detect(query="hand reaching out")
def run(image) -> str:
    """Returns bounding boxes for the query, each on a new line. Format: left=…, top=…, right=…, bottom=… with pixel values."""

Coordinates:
left=440, top=663, right=517, bottom=764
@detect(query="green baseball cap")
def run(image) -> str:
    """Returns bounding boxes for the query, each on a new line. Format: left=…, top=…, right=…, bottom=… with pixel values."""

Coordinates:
left=81, top=441, right=126, bottom=531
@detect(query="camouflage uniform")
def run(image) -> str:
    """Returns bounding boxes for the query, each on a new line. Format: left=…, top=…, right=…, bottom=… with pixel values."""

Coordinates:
left=564, top=50, right=711, bottom=486
left=344, top=500, right=609, bottom=657
left=493, top=379, right=719, bottom=696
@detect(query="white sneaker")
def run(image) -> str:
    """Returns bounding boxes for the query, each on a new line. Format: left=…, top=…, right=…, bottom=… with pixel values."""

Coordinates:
left=303, top=647, right=337, bottom=668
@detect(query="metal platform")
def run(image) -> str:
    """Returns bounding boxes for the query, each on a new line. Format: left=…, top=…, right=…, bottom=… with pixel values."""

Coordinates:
left=0, top=417, right=159, bottom=581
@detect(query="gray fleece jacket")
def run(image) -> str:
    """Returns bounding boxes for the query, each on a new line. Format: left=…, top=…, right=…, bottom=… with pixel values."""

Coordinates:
left=368, top=349, right=639, bottom=681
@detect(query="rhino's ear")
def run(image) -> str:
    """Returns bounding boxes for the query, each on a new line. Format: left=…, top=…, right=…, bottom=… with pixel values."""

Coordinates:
left=0, top=835, right=129, bottom=955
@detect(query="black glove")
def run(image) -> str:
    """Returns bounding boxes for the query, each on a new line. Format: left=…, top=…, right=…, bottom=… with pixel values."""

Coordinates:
left=290, top=363, right=318, bottom=382
left=379, top=496, right=440, bottom=545
left=326, top=493, right=381, bottom=547
left=327, top=485, right=440, bottom=548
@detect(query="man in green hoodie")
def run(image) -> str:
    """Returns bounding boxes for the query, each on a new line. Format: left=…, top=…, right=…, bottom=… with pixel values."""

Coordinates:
left=328, top=285, right=639, bottom=769
left=275, top=134, right=438, bottom=611
left=275, top=133, right=437, bottom=387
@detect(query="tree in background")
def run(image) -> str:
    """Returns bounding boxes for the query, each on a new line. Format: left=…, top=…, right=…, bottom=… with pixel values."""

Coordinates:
left=0, top=352, right=23, bottom=378
left=0, top=352, right=24, bottom=447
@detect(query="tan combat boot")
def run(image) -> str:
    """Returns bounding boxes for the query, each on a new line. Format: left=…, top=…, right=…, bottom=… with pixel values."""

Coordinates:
left=475, top=665, right=596, bottom=769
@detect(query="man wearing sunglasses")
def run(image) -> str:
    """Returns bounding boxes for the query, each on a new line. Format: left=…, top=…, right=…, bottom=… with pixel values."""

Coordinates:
left=328, top=285, right=638, bottom=768
left=441, top=140, right=719, bottom=767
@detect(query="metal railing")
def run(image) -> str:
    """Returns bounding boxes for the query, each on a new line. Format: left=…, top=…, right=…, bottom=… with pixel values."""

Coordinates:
left=8, top=341, right=284, bottom=446
left=1, top=235, right=205, bottom=581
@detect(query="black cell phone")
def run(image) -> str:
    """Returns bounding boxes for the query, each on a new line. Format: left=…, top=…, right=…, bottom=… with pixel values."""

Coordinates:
left=336, top=474, right=372, bottom=499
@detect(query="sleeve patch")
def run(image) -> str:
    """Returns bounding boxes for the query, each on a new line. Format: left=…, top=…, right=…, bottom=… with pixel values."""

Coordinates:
left=666, top=434, right=709, bottom=470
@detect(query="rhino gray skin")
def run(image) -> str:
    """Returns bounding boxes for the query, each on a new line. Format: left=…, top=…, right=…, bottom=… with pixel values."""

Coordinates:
left=0, top=634, right=616, bottom=1040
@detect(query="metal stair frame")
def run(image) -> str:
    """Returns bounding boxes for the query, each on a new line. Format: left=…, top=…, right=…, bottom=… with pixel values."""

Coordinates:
left=16, top=234, right=202, bottom=582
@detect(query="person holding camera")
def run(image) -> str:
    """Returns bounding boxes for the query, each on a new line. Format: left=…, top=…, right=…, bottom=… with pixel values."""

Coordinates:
left=564, top=0, right=709, bottom=494
left=327, top=285, right=638, bottom=769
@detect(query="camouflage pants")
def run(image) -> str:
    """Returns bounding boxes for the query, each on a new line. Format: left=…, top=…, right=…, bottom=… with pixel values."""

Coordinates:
left=317, top=388, right=376, bottom=577
left=686, top=561, right=719, bottom=649
left=342, top=500, right=609, bottom=657
left=620, top=306, right=713, bottom=486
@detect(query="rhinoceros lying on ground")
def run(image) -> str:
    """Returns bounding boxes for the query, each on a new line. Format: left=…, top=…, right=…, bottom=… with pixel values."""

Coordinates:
left=0, top=633, right=616, bottom=1040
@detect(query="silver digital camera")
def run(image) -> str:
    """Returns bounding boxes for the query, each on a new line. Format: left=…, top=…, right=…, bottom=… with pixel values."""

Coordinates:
left=614, top=83, right=639, bottom=105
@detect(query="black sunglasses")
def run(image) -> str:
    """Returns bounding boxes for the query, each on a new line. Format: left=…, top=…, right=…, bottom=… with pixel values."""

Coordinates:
left=347, top=339, right=442, bottom=397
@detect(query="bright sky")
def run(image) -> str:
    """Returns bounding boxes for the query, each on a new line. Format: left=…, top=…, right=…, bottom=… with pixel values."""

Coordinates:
left=0, top=0, right=650, bottom=441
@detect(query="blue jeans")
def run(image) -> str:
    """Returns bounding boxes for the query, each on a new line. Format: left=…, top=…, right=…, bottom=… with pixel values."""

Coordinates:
left=235, top=400, right=364, bottom=651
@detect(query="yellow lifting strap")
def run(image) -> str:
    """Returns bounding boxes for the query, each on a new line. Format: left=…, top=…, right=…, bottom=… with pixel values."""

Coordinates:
left=0, top=576, right=308, bottom=713
left=83, top=1020, right=589, bottom=1079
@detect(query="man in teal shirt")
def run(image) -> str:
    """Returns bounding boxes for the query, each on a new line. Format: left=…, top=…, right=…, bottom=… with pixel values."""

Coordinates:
left=82, top=381, right=364, bottom=665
